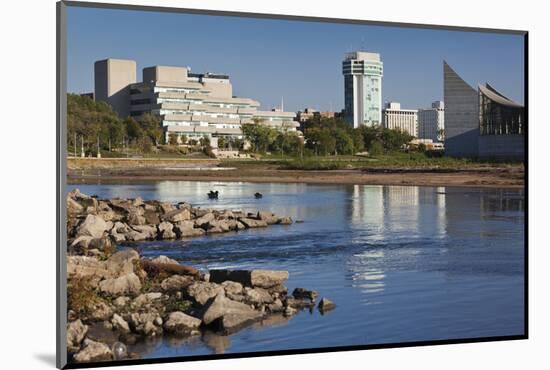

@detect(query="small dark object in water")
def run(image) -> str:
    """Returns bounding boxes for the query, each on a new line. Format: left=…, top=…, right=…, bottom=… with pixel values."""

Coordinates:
left=295, top=220, right=305, bottom=223
left=254, top=192, right=263, bottom=199
left=207, top=190, right=219, bottom=199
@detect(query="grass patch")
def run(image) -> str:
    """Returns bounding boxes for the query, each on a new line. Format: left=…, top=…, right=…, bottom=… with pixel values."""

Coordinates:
left=67, top=276, right=102, bottom=316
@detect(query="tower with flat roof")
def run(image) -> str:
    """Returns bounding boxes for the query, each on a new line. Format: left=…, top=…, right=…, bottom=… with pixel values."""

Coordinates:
left=94, top=58, right=137, bottom=117
left=342, top=51, right=383, bottom=128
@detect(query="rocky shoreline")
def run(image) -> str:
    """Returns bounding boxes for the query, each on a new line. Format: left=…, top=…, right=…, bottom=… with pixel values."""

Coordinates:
left=66, top=190, right=335, bottom=363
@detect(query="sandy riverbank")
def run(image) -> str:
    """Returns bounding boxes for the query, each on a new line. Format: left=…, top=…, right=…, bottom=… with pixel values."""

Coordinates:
left=68, top=167, right=523, bottom=189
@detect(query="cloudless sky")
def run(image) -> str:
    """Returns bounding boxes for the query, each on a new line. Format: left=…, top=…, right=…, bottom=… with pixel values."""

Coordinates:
left=67, top=6, right=525, bottom=112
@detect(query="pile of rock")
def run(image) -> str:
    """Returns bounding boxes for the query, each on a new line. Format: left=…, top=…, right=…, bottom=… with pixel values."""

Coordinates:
left=66, top=249, right=334, bottom=363
left=67, top=189, right=293, bottom=255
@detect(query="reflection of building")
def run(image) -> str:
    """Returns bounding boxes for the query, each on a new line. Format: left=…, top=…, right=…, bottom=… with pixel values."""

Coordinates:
left=443, top=61, right=525, bottom=160
left=343, top=51, right=383, bottom=128
left=382, top=102, right=418, bottom=137
left=418, top=101, right=445, bottom=142
left=94, top=59, right=298, bottom=147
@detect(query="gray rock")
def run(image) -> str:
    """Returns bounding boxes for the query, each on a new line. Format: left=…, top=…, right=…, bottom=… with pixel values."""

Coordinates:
left=128, top=310, right=163, bottom=336
left=238, top=218, right=268, bottom=228
left=251, top=270, right=289, bottom=289
left=185, top=281, right=225, bottom=305
left=221, top=281, right=243, bottom=296
left=113, top=296, right=130, bottom=308
left=104, top=249, right=139, bottom=277
left=201, top=293, right=263, bottom=334
left=151, top=255, right=179, bottom=265
left=76, top=214, right=108, bottom=238
left=161, top=275, right=193, bottom=292
left=89, top=301, right=114, bottom=321
left=67, top=319, right=88, bottom=353
left=195, top=212, right=215, bottom=228
left=162, top=208, right=191, bottom=223
left=257, top=211, right=279, bottom=225
left=143, top=209, right=160, bottom=224
left=131, top=225, right=157, bottom=239
left=277, top=217, right=293, bottom=225
left=132, top=292, right=162, bottom=307
left=163, top=311, right=201, bottom=335
left=73, top=339, right=113, bottom=363
left=111, top=313, right=130, bottom=334
left=99, top=273, right=142, bottom=296
left=159, top=202, right=176, bottom=214
left=158, top=221, right=176, bottom=239
left=244, top=287, right=274, bottom=305
left=318, top=298, right=336, bottom=312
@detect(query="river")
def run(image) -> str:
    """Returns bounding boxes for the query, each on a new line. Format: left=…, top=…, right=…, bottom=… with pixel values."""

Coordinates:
left=69, top=181, right=525, bottom=358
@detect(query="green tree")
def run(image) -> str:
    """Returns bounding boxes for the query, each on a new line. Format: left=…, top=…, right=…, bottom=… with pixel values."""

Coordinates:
left=138, top=113, right=163, bottom=146
left=168, top=132, right=179, bottom=146
left=369, top=141, right=384, bottom=156
left=124, top=117, right=142, bottom=143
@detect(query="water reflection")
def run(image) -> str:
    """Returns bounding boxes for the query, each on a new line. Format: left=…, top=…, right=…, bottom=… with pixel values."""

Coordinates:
left=71, top=181, right=525, bottom=356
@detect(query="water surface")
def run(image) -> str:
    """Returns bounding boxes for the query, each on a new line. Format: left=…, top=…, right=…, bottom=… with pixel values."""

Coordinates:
left=71, top=181, right=525, bottom=358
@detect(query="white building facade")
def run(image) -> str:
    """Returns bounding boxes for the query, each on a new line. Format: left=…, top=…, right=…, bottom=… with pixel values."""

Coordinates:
left=343, top=51, right=384, bottom=128
left=418, top=101, right=445, bottom=142
left=382, top=102, right=418, bottom=137
left=95, top=59, right=299, bottom=147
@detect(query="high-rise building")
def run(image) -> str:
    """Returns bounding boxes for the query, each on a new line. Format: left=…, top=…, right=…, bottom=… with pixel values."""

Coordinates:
left=94, top=59, right=299, bottom=147
left=382, top=102, right=418, bottom=137
left=342, top=51, right=383, bottom=128
left=418, top=101, right=445, bottom=142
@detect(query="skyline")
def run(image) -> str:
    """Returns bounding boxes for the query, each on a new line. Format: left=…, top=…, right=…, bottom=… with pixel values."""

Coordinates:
left=67, top=6, right=525, bottom=113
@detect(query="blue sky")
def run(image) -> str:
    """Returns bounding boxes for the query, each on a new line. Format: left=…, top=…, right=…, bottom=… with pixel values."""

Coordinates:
left=67, top=6, right=525, bottom=112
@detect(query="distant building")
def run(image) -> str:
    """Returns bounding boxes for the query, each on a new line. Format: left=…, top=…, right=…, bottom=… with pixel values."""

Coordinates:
left=296, top=108, right=339, bottom=123
left=80, top=92, right=94, bottom=100
left=443, top=61, right=524, bottom=160
left=342, top=51, right=383, bottom=128
left=296, top=108, right=319, bottom=123
left=418, top=101, right=445, bottom=142
left=382, top=102, right=418, bottom=137
left=94, top=58, right=299, bottom=147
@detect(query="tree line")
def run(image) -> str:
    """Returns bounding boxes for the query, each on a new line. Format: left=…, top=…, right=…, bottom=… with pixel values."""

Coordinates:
left=67, top=94, right=163, bottom=155
left=241, top=116, right=414, bottom=157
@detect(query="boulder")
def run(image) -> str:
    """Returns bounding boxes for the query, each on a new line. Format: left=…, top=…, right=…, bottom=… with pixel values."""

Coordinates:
left=185, top=281, right=225, bottom=305
left=158, top=221, right=176, bottom=239
left=205, top=220, right=231, bottom=233
left=244, top=287, right=274, bottom=305
left=73, top=339, right=113, bottom=363
left=292, top=287, right=318, bottom=301
left=124, top=230, right=148, bottom=242
left=67, top=196, right=84, bottom=216
left=113, top=296, right=130, bottom=308
left=159, top=202, right=176, bottom=214
left=221, top=281, right=243, bottom=296
left=318, top=298, right=336, bottom=312
left=128, top=310, right=163, bottom=336
left=267, top=298, right=284, bottom=313
left=111, top=313, right=130, bottom=334
left=257, top=211, right=279, bottom=225
left=67, top=256, right=110, bottom=282
left=251, top=270, right=289, bottom=289
left=104, top=249, right=139, bottom=277
left=201, top=293, right=263, bottom=334
left=195, top=212, right=215, bottom=228
left=151, top=255, right=179, bottom=265
left=277, top=217, right=293, bottom=225
left=174, top=221, right=205, bottom=238
left=66, top=319, right=88, bottom=353
left=143, top=209, right=160, bottom=224
left=130, top=225, right=157, bottom=240
left=99, top=273, right=141, bottom=296
left=132, top=292, right=162, bottom=308
left=88, top=301, right=114, bottom=321
left=161, top=275, right=193, bottom=293
left=161, top=208, right=191, bottom=223
left=238, top=218, right=268, bottom=228
left=163, top=311, right=201, bottom=335
left=209, top=269, right=288, bottom=289
left=76, top=214, right=108, bottom=238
